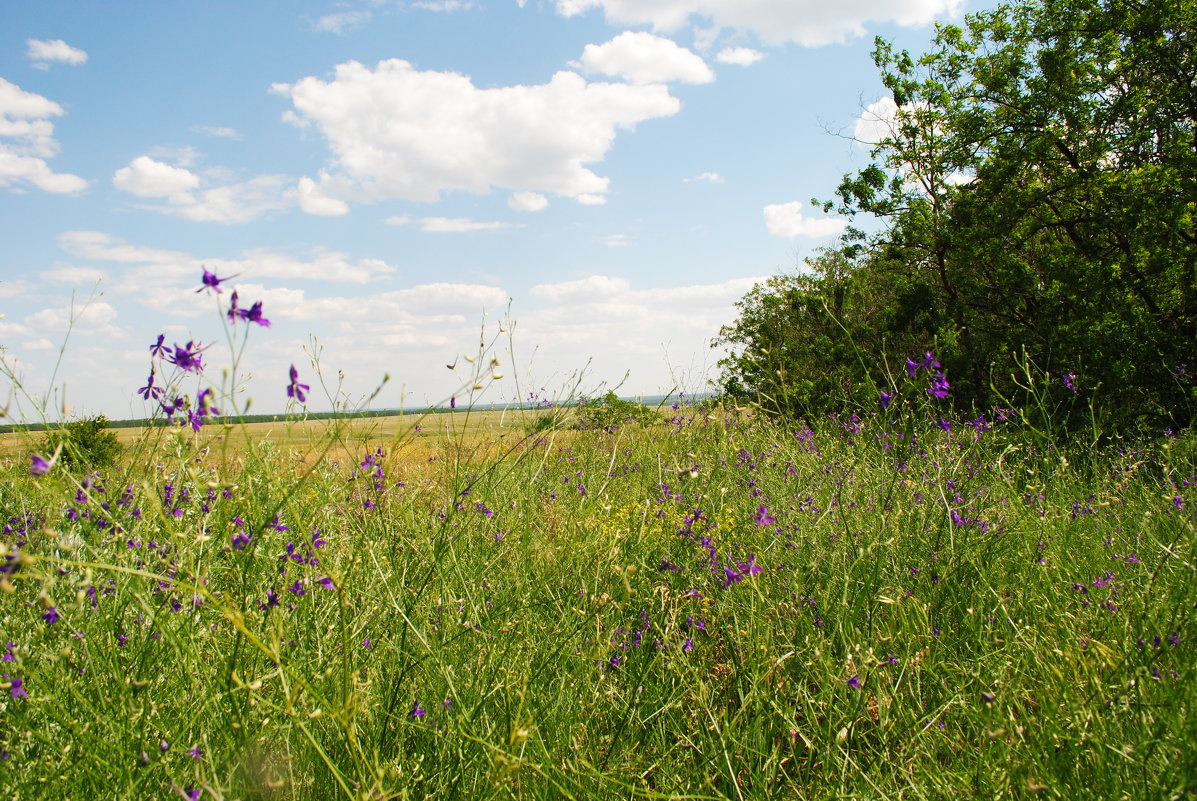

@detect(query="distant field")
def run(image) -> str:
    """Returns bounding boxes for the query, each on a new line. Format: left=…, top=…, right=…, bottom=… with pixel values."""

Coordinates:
left=0, top=407, right=553, bottom=466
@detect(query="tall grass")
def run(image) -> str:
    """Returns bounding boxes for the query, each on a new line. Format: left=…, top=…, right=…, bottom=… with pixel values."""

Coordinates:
left=1, top=287, right=1194, bottom=799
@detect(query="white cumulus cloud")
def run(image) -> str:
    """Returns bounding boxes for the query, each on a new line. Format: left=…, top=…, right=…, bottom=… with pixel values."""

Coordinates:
left=715, top=47, right=764, bottom=66
left=684, top=171, right=723, bottom=183
left=25, top=301, right=122, bottom=339
left=297, top=175, right=350, bottom=216
left=854, top=96, right=903, bottom=146
left=0, top=78, right=87, bottom=195
left=273, top=59, right=681, bottom=211
left=113, top=155, right=201, bottom=200
left=554, top=0, right=961, bottom=46
left=574, top=31, right=715, bottom=84
left=763, top=201, right=846, bottom=238
left=26, top=39, right=88, bottom=68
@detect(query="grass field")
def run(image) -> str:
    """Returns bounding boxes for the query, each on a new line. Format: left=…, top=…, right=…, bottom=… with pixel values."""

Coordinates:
left=1, top=384, right=1194, bottom=800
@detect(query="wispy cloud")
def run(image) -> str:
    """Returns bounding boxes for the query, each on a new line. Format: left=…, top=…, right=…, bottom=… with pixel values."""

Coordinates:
left=26, top=39, right=88, bottom=69
left=715, top=47, right=764, bottom=66
left=313, top=11, right=372, bottom=34
left=553, top=0, right=962, bottom=47
left=385, top=215, right=515, bottom=233
left=190, top=124, right=243, bottom=140
left=112, top=155, right=293, bottom=223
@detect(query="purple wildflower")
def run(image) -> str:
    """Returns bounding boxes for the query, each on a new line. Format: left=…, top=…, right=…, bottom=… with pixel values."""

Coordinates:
left=259, top=589, right=279, bottom=611
left=239, top=301, right=270, bottom=327
left=6, top=675, right=26, bottom=699
left=197, top=267, right=236, bottom=294
left=226, top=290, right=240, bottom=324
left=150, top=334, right=169, bottom=358
left=169, top=341, right=204, bottom=374
left=317, top=576, right=335, bottom=591
left=928, top=371, right=951, bottom=399
left=30, top=455, right=52, bottom=477
left=286, top=365, right=309, bottom=403
left=137, top=372, right=164, bottom=401
left=197, top=388, right=219, bottom=418
left=846, top=675, right=861, bottom=689
left=879, top=390, right=894, bottom=408
left=1063, top=371, right=1078, bottom=394
left=41, top=607, right=60, bottom=625
left=410, top=702, right=426, bottom=719
left=753, top=506, right=776, bottom=526
left=231, top=531, right=251, bottom=550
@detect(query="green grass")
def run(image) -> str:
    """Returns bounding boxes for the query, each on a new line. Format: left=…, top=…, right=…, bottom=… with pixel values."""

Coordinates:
left=1, top=400, right=1194, bottom=800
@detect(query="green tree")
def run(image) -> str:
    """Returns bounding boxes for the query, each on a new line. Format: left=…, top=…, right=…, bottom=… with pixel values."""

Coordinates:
left=725, top=0, right=1197, bottom=429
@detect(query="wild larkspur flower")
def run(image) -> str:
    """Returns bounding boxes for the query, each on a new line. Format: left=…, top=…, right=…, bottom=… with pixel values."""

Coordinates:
left=846, top=675, right=861, bottom=689
left=286, top=365, right=310, bottom=403
left=226, top=290, right=240, bottom=323
left=197, top=267, right=236, bottom=294
left=169, top=341, right=205, bottom=374
left=5, top=675, right=26, bottom=699
left=879, top=390, right=894, bottom=408
left=239, top=301, right=270, bottom=327
left=928, top=371, right=951, bottom=399
left=753, top=506, right=776, bottom=526
left=149, top=334, right=169, bottom=358
left=137, top=371, right=165, bottom=401
left=41, top=607, right=60, bottom=625
left=30, top=455, right=52, bottom=477
left=410, top=701, right=426, bottom=719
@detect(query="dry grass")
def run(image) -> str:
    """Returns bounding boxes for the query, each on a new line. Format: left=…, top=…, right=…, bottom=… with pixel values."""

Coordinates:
left=0, top=407, right=560, bottom=471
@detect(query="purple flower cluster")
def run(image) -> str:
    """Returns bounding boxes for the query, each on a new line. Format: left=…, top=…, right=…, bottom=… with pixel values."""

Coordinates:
left=901, top=351, right=951, bottom=399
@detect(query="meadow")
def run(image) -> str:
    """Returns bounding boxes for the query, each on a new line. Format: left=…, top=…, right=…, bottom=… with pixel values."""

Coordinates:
left=2, top=363, right=1195, bottom=800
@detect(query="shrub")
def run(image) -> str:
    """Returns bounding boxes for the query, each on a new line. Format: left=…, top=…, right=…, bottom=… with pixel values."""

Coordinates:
left=38, top=415, right=122, bottom=469
left=574, top=391, right=657, bottom=432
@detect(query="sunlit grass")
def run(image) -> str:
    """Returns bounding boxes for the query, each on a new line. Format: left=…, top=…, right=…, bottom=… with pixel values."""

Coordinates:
left=1, top=393, right=1193, bottom=800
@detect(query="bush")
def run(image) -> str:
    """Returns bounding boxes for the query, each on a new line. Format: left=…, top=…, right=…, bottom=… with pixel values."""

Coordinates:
left=574, top=391, right=658, bottom=432
left=39, top=415, right=122, bottom=469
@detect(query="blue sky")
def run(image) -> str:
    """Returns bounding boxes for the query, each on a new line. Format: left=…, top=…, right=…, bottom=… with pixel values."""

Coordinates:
left=0, top=0, right=995, bottom=422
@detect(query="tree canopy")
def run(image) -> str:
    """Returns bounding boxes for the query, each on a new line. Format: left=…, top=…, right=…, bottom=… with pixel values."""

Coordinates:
left=717, top=0, right=1197, bottom=432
